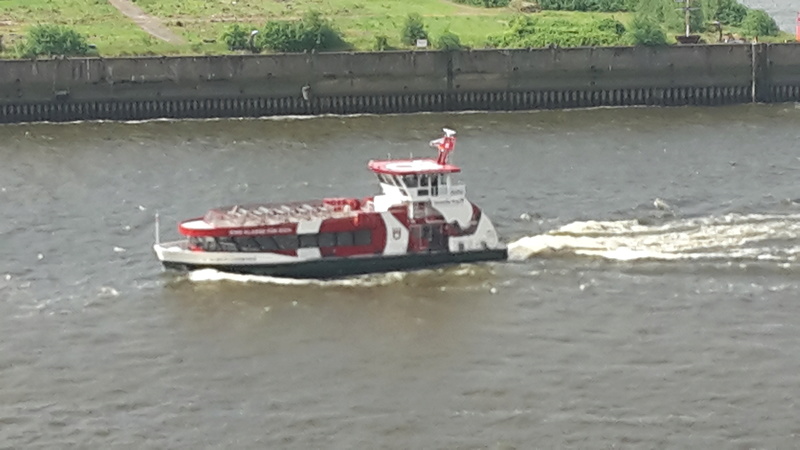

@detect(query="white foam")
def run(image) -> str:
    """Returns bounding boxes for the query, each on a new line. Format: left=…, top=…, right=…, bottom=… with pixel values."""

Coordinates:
left=98, top=286, right=120, bottom=298
left=187, top=268, right=409, bottom=287
left=509, top=213, right=800, bottom=263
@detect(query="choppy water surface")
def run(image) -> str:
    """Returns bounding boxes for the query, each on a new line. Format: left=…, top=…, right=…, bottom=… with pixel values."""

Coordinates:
left=2, top=105, right=800, bottom=448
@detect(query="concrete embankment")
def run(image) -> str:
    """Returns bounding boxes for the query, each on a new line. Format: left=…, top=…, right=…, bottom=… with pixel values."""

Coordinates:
left=1, top=44, right=799, bottom=123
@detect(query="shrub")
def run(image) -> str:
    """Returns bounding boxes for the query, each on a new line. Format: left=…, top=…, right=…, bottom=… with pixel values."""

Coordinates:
left=597, top=18, right=626, bottom=36
left=260, top=10, right=345, bottom=53
left=222, top=24, right=250, bottom=51
left=537, top=0, right=627, bottom=12
left=741, top=9, right=779, bottom=36
left=452, top=0, right=510, bottom=6
left=374, top=35, right=390, bottom=51
left=624, top=16, right=668, bottom=45
left=21, top=25, right=90, bottom=57
left=436, top=31, right=464, bottom=50
left=487, top=16, right=624, bottom=48
left=401, top=13, right=428, bottom=46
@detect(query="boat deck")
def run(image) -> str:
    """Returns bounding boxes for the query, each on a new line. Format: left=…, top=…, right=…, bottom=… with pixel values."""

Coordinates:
left=201, top=199, right=369, bottom=228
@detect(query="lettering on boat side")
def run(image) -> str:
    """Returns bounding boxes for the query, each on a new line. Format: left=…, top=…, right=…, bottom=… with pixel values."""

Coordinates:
left=228, top=227, right=294, bottom=236
left=392, top=228, right=402, bottom=240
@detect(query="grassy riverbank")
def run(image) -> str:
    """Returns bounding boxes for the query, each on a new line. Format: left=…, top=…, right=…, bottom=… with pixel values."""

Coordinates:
left=0, top=0, right=187, bottom=56
left=0, top=0, right=792, bottom=58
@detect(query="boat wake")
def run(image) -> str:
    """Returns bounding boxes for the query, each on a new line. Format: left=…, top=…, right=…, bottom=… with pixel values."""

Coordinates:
left=185, top=263, right=491, bottom=287
left=187, top=268, right=410, bottom=287
left=508, top=213, right=800, bottom=263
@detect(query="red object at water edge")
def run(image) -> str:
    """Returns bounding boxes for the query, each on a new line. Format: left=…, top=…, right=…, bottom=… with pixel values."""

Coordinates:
left=796, top=12, right=800, bottom=41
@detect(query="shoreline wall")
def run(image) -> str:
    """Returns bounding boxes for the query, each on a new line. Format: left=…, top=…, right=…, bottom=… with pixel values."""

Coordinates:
left=0, top=43, right=799, bottom=123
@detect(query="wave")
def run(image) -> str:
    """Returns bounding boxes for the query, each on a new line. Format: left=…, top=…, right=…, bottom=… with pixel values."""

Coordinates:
left=508, top=212, right=800, bottom=263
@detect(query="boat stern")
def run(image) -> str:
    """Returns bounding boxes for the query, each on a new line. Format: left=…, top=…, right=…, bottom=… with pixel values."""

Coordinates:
left=448, top=211, right=506, bottom=258
left=153, top=240, right=190, bottom=264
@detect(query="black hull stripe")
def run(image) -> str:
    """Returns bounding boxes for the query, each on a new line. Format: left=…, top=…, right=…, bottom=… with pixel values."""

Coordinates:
left=162, top=249, right=508, bottom=279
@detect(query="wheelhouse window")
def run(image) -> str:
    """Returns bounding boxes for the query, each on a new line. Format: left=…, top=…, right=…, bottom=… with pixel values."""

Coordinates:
left=403, top=174, right=419, bottom=188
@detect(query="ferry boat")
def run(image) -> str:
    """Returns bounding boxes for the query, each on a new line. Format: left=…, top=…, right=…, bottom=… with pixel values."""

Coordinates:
left=153, top=129, right=507, bottom=279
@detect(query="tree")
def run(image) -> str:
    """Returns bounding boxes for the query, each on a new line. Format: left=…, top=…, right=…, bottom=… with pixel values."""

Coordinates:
left=702, top=0, right=748, bottom=26
left=634, top=0, right=704, bottom=34
left=741, top=9, right=779, bottom=36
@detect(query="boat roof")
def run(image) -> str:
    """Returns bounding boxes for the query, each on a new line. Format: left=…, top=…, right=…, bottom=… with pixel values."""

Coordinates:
left=368, top=158, right=460, bottom=175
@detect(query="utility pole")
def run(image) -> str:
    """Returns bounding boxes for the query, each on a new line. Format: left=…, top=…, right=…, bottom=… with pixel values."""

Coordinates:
left=675, top=0, right=699, bottom=43
left=683, top=0, right=691, bottom=36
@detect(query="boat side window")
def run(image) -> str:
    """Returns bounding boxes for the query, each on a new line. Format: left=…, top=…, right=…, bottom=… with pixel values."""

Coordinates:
left=217, top=237, right=238, bottom=252
left=273, top=234, right=299, bottom=250
left=299, top=234, right=318, bottom=248
left=404, top=174, right=418, bottom=188
left=318, top=232, right=336, bottom=248
left=354, top=229, right=372, bottom=246
left=201, top=237, right=219, bottom=251
left=336, top=231, right=354, bottom=246
left=233, top=236, right=260, bottom=252
left=255, top=235, right=278, bottom=251
left=392, top=175, right=403, bottom=186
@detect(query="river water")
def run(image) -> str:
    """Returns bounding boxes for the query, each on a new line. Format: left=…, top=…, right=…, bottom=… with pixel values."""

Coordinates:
left=2, top=104, right=800, bottom=448
left=747, top=0, right=797, bottom=32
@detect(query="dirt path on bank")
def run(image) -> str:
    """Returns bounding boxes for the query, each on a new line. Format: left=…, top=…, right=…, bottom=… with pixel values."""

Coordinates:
left=108, top=0, right=185, bottom=44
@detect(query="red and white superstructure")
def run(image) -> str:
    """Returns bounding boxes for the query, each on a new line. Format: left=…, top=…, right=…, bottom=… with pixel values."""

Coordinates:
left=154, top=128, right=507, bottom=278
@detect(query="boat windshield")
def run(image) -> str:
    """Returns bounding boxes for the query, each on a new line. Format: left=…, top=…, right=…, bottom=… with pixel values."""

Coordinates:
left=403, top=174, right=419, bottom=188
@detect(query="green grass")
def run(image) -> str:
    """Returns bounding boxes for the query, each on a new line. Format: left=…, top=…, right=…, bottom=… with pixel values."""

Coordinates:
left=0, top=0, right=792, bottom=58
left=133, top=0, right=489, bottom=20
left=136, top=0, right=514, bottom=52
left=0, top=0, right=185, bottom=57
